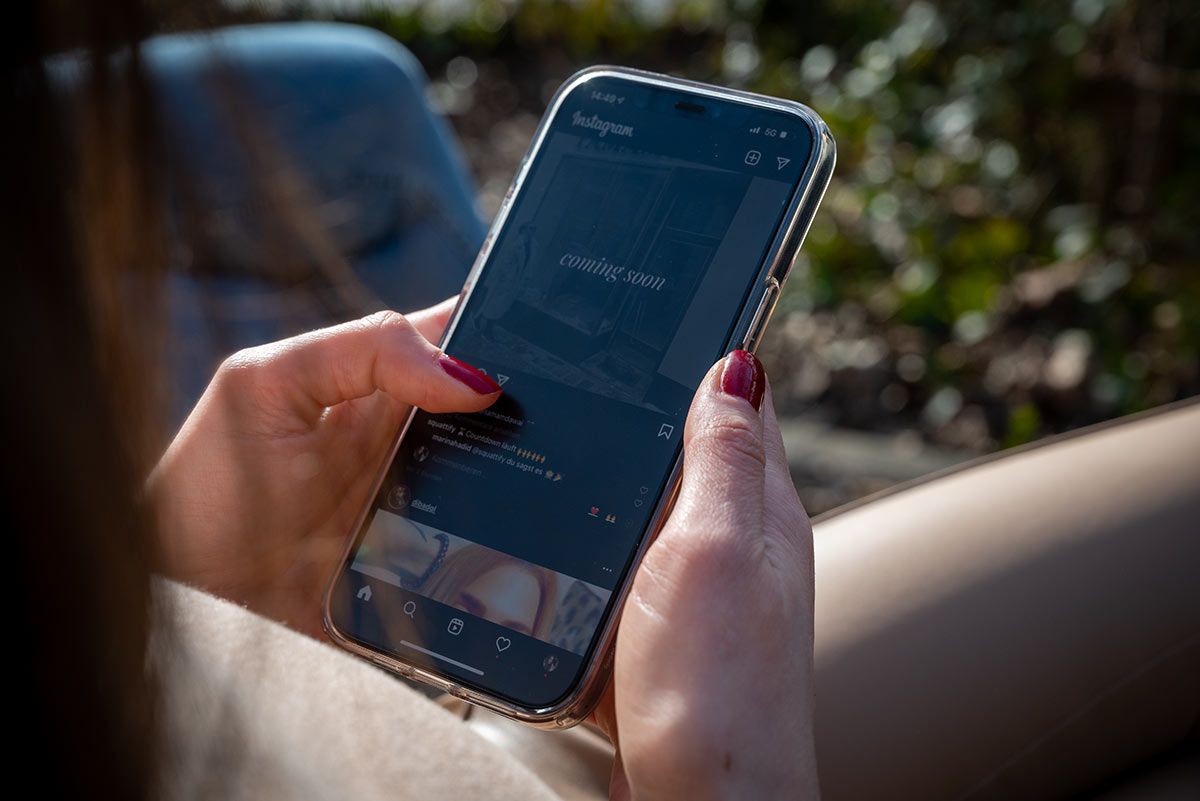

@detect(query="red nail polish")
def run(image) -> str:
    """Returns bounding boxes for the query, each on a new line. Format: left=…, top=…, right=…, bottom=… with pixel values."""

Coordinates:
left=438, top=355, right=502, bottom=395
left=721, top=350, right=765, bottom=410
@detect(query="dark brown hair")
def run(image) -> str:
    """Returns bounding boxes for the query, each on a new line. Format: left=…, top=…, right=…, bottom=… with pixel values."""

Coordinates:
left=9, top=2, right=383, bottom=795
left=8, top=2, right=170, bottom=797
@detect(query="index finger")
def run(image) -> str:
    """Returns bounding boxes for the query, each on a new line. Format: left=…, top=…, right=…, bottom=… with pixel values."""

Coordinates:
left=217, top=310, right=500, bottom=426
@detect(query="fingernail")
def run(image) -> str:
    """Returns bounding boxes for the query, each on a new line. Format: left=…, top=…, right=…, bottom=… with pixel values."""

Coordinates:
left=720, top=350, right=765, bottom=410
left=438, top=354, right=502, bottom=395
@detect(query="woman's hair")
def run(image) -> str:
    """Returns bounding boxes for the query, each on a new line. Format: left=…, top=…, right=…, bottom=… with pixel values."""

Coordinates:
left=8, top=3, right=348, bottom=797
left=423, top=545, right=560, bottom=639
left=8, top=3, right=174, bottom=798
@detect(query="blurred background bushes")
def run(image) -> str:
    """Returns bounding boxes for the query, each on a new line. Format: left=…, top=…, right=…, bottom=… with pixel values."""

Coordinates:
left=237, top=0, right=1198, bottom=483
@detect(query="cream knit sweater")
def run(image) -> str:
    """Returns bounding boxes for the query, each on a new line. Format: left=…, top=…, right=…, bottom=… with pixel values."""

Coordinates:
left=154, top=580, right=560, bottom=801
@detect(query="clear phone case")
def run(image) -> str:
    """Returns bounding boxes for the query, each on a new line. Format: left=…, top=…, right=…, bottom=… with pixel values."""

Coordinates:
left=323, top=65, right=835, bottom=728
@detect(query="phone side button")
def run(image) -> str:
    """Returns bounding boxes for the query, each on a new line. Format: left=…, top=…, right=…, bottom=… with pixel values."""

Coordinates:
left=741, top=278, right=781, bottom=351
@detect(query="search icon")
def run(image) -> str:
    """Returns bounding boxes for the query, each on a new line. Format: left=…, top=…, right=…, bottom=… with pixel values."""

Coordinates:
left=403, top=601, right=417, bottom=619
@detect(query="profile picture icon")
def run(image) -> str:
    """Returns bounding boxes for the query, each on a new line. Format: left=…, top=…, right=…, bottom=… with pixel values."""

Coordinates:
left=386, top=484, right=411, bottom=511
left=414, top=445, right=430, bottom=463
left=542, top=655, right=559, bottom=673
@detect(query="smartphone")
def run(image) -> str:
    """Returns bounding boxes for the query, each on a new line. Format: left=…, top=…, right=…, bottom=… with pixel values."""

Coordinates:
left=323, top=66, right=834, bottom=727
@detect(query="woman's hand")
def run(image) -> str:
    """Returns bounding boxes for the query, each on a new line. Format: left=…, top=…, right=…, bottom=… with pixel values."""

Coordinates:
left=592, top=351, right=819, bottom=800
left=150, top=299, right=500, bottom=638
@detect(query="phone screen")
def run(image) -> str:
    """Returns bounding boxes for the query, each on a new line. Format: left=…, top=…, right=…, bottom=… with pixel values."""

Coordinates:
left=330, top=73, right=817, bottom=708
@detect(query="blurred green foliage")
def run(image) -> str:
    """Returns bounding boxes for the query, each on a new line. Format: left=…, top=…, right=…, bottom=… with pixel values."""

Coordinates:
left=279, top=0, right=1198, bottom=450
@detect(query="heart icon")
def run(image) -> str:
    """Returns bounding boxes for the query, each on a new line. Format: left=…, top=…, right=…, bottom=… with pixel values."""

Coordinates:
left=495, top=637, right=511, bottom=652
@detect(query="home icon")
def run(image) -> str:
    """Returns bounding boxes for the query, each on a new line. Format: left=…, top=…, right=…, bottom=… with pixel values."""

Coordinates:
left=356, top=585, right=372, bottom=602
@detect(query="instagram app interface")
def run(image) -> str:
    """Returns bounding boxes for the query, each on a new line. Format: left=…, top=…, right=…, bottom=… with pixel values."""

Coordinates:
left=336, top=75, right=815, bottom=706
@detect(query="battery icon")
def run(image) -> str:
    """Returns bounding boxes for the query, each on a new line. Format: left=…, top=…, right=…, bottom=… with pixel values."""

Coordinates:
left=780, top=131, right=788, bottom=139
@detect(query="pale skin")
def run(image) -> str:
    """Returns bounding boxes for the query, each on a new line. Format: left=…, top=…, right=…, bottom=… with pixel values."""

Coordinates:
left=152, top=297, right=819, bottom=801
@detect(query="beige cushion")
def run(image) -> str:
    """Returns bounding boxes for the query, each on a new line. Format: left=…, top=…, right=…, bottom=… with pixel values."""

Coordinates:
left=813, top=402, right=1200, bottom=800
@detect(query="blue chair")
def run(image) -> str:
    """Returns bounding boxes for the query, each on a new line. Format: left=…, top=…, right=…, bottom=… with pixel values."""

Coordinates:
left=140, top=23, right=485, bottom=421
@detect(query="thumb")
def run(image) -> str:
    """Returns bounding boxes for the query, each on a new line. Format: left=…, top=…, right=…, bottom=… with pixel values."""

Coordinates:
left=611, top=350, right=771, bottom=792
left=658, top=350, right=767, bottom=562
left=215, top=310, right=501, bottom=426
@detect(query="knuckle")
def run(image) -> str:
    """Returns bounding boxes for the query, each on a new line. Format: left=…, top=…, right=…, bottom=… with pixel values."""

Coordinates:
left=362, top=309, right=412, bottom=334
left=215, top=346, right=270, bottom=386
left=690, top=413, right=765, bottom=469
left=209, top=346, right=293, bottom=414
